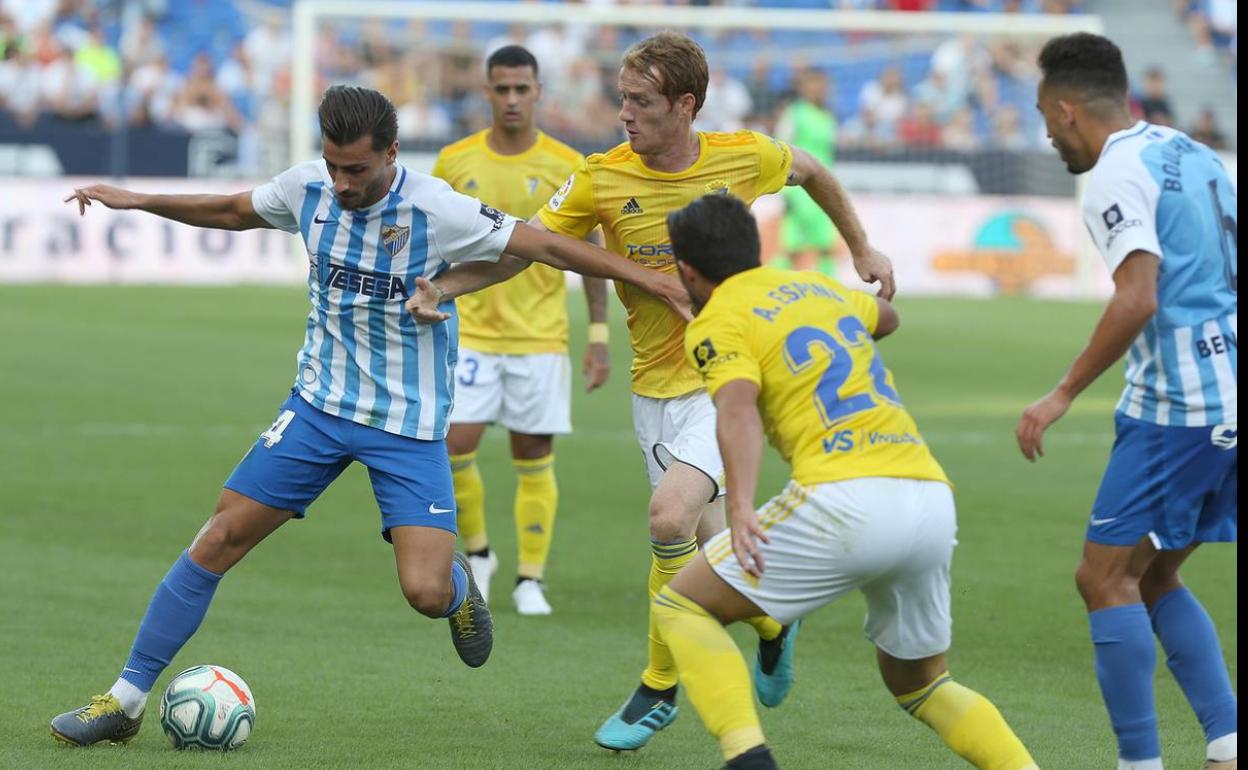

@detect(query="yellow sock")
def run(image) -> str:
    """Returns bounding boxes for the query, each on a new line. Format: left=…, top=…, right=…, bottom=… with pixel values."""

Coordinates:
left=640, top=538, right=698, bottom=691
left=451, top=452, right=487, bottom=553
left=743, top=615, right=782, bottom=641
left=654, top=585, right=766, bottom=762
left=513, top=454, right=557, bottom=581
left=898, top=673, right=1038, bottom=770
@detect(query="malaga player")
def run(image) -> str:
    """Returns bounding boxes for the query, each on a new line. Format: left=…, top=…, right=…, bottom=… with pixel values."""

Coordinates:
left=49, top=85, right=687, bottom=747
left=432, top=45, right=612, bottom=615
left=1018, top=34, right=1237, bottom=770
left=659, top=193, right=1038, bottom=770
left=409, top=31, right=895, bottom=751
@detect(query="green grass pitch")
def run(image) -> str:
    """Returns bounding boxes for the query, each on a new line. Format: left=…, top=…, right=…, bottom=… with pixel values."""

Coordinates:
left=0, top=286, right=1235, bottom=769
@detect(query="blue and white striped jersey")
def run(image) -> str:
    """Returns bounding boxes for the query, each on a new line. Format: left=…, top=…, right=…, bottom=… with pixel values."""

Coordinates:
left=1082, top=122, right=1237, bottom=427
left=252, top=161, right=517, bottom=440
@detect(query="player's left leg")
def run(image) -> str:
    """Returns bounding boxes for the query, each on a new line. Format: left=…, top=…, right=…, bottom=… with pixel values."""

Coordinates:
left=655, top=554, right=780, bottom=770
left=356, top=425, right=492, bottom=668
left=498, top=352, right=571, bottom=616
left=1141, top=546, right=1239, bottom=769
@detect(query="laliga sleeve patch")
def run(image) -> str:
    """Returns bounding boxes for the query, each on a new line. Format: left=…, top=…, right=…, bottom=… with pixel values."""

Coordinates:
left=547, top=174, right=574, bottom=211
left=693, top=337, right=718, bottom=369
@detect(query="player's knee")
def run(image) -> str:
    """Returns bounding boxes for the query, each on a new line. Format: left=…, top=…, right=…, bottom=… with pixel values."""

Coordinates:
left=402, top=579, right=452, bottom=618
left=1139, top=568, right=1184, bottom=608
left=648, top=498, right=694, bottom=542
left=188, top=515, right=246, bottom=572
left=1074, top=558, right=1136, bottom=607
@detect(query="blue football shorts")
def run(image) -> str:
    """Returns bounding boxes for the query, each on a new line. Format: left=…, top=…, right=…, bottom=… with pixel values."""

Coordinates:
left=1087, top=413, right=1237, bottom=550
left=224, top=390, right=457, bottom=542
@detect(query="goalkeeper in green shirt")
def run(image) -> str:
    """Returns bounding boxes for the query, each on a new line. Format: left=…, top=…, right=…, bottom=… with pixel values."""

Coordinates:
left=775, top=68, right=840, bottom=275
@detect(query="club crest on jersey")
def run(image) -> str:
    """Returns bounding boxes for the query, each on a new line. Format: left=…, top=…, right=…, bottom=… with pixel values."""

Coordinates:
left=381, top=224, right=410, bottom=257
left=526, top=176, right=540, bottom=195
left=705, top=179, right=730, bottom=195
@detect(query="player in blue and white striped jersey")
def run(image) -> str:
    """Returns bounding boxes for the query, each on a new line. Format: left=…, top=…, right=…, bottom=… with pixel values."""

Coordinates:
left=1018, top=34, right=1237, bottom=770
left=49, top=85, right=687, bottom=747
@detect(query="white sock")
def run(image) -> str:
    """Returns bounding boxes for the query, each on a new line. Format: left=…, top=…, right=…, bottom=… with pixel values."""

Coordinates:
left=1117, top=759, right=1163, bottom=770
left=1208, top=732, right=1237, bottom=762
left=108, top=678, right=148, bottom=719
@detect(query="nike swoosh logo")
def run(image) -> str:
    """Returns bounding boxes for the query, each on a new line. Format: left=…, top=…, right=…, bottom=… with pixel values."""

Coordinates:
left=1090, top=517, right=1119, bottom=526
left=314, top=215, right=336, bottom=224
left=428, top=504, right=453, bottom=515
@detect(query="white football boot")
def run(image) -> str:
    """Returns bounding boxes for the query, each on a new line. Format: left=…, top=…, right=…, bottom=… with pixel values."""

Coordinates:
left=512, top=579, right=552, bottom=616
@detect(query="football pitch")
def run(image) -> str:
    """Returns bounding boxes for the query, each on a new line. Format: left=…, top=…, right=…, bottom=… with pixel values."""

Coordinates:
left=0, top=286, right=1236, bottom=770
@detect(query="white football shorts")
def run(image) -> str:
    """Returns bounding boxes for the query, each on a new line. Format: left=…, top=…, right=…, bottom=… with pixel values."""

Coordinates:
left=632, top=389, right=725, bottom=500
left=705, top=477, right=957, bottom=660
left=449, top=348, right=572, bottom=435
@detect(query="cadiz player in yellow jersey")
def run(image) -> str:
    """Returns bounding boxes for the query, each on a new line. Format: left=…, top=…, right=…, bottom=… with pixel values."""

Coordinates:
left=432, top=46, right=612, bottom=616
left=654, top=194, right=1038, bottom=770
left=410, top=31, right=895, bottom=751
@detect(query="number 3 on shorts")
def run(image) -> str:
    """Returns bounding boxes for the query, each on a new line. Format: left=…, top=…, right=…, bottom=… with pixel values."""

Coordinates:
left=261, top=410, right=296, bottom=448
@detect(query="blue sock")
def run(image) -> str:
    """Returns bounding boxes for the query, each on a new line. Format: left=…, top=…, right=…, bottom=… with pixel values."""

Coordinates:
left=1089, top=604, right=1160, bottom=761
left=120, top=551, right=223, bottom=692
left=440, top=559, right=468, bottom=618
left=1150, top=587, right=1239, bottom=743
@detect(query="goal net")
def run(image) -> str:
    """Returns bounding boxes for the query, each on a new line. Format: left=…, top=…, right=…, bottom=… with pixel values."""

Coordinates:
left=291, top=1, right=1106, bottom=298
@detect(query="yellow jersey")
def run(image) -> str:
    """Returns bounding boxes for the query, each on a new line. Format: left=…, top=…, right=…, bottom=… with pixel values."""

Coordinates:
left=432, top=129, right=584, bottom=354
left=537, top=130, right=792, bottom=397
left=685, top=267, right=948, bottom=486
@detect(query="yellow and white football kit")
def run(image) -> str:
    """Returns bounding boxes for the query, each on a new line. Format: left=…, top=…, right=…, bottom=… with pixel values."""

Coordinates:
left=432, top=130, right=583, bottom=583
left=686, top=266, right=955, bottom=658
left=538, top=130, right=792, bottom=491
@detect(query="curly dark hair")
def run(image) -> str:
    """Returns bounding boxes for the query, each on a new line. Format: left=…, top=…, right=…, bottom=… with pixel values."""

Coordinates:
left=1038, top=33, right=1128, bottom=103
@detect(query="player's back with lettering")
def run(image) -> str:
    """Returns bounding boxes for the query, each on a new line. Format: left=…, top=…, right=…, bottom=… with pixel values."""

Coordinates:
left=1081, top=123, right=1238, bottom=427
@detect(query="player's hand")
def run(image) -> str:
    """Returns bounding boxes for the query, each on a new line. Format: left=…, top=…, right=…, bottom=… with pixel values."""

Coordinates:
left=64, top=184, right=141, bottom=216
left=582, top=342, right=610, bottom=392
left=653, top=272, right=694, bottom=321
left=405, top=277, right=451, bottom=324
left=728, top=503, right=770, bottom=578
left=852, top=246, right=896, bottom=300
left=1016, top=388, right=1073, bottom=462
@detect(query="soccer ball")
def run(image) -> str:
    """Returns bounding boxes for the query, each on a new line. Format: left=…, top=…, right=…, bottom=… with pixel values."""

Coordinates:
left=159, top=665, right=256, bottom=750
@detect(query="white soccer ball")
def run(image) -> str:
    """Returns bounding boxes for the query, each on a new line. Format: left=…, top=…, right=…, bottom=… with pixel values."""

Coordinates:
left=159, top=665, right=256, bottom=750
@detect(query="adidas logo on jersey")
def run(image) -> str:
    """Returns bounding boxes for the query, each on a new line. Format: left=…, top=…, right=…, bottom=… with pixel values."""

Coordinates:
left=620, top=197, right=644, bottom=215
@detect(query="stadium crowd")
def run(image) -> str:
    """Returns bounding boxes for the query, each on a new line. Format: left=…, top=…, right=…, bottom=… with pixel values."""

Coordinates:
left=0, top=0, right=1234, bottom=169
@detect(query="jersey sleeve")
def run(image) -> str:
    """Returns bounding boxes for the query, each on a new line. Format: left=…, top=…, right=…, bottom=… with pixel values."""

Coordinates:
left=1081, top=158, right=1162, bottom=275
left=845, top=290, right=880, bottom=335
left=429, top=150, right=449, bottom=184
left=536, top=159, right=599, bottom=240
left=752, top=131, right=794, bottom=196
left=250, top=165, right=305, bottom=234
left=427, top=179, right=518, bottom=264
left=685, top=308, right=762, bottom=397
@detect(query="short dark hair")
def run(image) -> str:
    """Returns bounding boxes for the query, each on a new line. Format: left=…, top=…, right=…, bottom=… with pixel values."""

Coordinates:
left=487, top=45, right=538, bottom=77
left=668, top=194, right=760, bottom=282
left=318, top=85, right=398, bottom=151
left=1038, top=33, right=1128, bottom=104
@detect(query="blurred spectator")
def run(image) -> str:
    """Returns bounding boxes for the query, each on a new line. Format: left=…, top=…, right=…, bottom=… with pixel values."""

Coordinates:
left=912, top=68, right=961, bottom=123
left=217, top=42, right=256, bottom=122
left=1136, top=67, right=1175, bottom=126
left=120, top=15, right=163, bottom=70
left=126, top=52, right=180, bottom=127
left=41, top=46, right=99, bottom=122
left=899, top=102, right=942, bottom=147
left=244, top=14, right=291, bottom=95
left=858, top=66, right=908, bottom=137
left=698, top=67, right=753, bottom=132
left=2, top=0, right=57, bottom=34
left=841, top=107, right=887, bottom=149
left=171, top=53, right=242, bottom=133
left=0, top=46, right=42, bottom=125
left=1189, top=107, right=1228, bottom=149
left=942, top=106, right=979, bottom=151
left=991, top=105, right=1028, bottom=149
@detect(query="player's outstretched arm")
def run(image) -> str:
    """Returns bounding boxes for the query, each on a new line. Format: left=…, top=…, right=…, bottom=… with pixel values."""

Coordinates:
left=64, top=184, right=273, bottom=231
left=786, top=147, right=896, bottom=299
left=712, top=380, right=770, bottom=578
left=1016, top=251, right=1159, bottom=461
